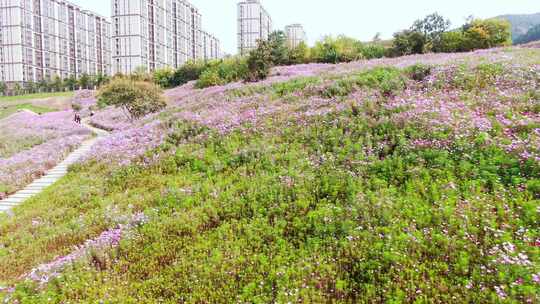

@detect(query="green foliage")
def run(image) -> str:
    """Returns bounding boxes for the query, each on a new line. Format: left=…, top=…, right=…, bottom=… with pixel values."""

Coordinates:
left=404, top=64, right=432, bottom=81
left=196, top=68, right=225, bottom=88
left=392, top=16, right=512, bottom=55
left=288, top=42, right=310, bottom=64
left=195, top=57, right=249, bottom=89
left=64, top=76, right=77, bottom=91
left=0, top=82, right=7, bottom=95
left=434, top=31, right=467, bottom=53
left=461, top=19, right=513, bottom=51
left=170, top=61, right=207, bottom=87
left=4, top=105, right=538, bottom=302
left=451, top=63, right=505, bottom=91
left=271, top=77, right=320, bottom=97
left=391, top=30, right=427, bottom=56
left=527, top=179, right=540, bottom=198
left=411, top=13, right=451, bottom=51
left=312, top=36, right=363, bottom=63
left=78, top=73, right=92, bottom=89
left=268, top=31, right=290, bottom=65
left=245, top=40, right=273, bottom=82
left=354, top=67, right=406, bottom=97
left=97, top=78, right=167, bottom=120
left=153, top=67, right=175, bottom=88
left=359, top=44, right=386, bottom=59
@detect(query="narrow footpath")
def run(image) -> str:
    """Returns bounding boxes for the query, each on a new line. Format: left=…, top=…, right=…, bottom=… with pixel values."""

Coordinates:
left=0, top=118, right=108, bottom=212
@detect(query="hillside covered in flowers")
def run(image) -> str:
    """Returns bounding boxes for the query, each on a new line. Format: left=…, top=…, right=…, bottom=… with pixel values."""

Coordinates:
left=0, top=47, right=539, bottom=303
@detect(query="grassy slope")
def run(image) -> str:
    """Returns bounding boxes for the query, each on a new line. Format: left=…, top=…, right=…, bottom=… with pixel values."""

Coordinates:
left=0, top=104, right=54, bottom=120
left=0, top=50, right=539, bottom=303
left=0, top=91, right=74, bottom=103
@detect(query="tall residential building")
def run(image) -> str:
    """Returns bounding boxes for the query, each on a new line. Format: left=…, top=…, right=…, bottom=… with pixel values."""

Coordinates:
left=285, top=24, right=307, bottom=48
left=112, top=0, right=221, bottom=75
left=202, top=31, right=220, bottom=61
left=237, top=0, right=272, bottom=55
left=0, top=0, right=111, bottom=86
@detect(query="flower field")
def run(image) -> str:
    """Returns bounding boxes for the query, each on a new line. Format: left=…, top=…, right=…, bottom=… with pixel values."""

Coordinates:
left=0, top=110, right=91, bottom=198
left=0, top=47, right=539, bottom=302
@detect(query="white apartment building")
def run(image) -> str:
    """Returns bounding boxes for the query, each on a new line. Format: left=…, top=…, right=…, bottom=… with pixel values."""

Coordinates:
left=0, top=0, right=111, bottom=85
left=285, top=24, right=307, bottom=48
left=202, top=31, right=220, bottom=61
left=237, top=0, right=272, bottom=55
left=112, top=0, right=221, bottom=75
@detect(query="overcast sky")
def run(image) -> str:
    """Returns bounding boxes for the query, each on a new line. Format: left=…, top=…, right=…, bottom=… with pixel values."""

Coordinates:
left=72, top=0, right=539, bottom=55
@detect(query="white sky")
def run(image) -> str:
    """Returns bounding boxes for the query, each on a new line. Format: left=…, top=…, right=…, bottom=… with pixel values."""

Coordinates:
left=72, top=0, right=540, bottom=55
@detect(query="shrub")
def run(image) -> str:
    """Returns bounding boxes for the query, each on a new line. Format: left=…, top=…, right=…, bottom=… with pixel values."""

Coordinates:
left=288, top=42, right=310, bottom=64
left=462, top=19, right=512, bottom=51
left=312, top=36, right=363, bottom=63
left=391, top=30, right=427, bottom=56
left=359, top=44, right=386, bottom=59
left=71, top=102, right=82, bottom=112
left=196, top=68, right=225, bottom=89
left=170, top=61, right=207, bottom=87
left=527, top=179, right=540, bottom=198
left=97, top=78, right=167, bottom=120
left=434, top=31, right=466, bottom=53
left=405, top=64, right=432, bottom=81
left=355, top=67, right=406, bottom=97
left=268, top=31, right=289, bottom=66
left=153, top=68, right=175, bottom=88
left=245, top=40, right=273, bottom=82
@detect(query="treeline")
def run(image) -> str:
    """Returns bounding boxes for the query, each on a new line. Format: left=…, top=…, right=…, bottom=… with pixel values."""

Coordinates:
left=0, top=74, right=110, bottom=96
left=1, top=13, right=513, bottom=96
left=391, top=13, right=512, bottom=56
left=150, top=13, right=512, bottom=89
left=149, top=31, right=388, bottom=89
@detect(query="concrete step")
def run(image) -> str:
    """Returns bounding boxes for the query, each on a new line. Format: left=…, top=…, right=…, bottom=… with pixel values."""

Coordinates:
left=0, top=129, right=109, bottom=213
left=18, top=190, right=42, bottom=195
left=0, top=197, right=25, bottom=204
left=7, top=194, right=33, bottom=199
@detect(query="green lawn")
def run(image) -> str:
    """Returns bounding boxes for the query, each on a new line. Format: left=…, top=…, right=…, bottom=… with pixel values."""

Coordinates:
left=0, top=103, right=55, bottom=119
left=0, top=91, right=74, bottom=102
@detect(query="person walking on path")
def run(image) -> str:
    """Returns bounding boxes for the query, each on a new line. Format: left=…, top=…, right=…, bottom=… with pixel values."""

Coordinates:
left=74, top=113, right=81, bottom=124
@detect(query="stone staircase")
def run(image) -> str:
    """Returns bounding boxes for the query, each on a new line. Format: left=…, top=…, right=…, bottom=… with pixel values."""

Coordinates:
left=0, top=120, right=107, bottom=213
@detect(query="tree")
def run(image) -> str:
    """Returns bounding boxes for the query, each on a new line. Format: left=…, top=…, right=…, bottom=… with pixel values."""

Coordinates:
left=13, top=83, right=23, bottom=95
left=95, top=73, right=110, bottom=88
left=462, top=19, right=512, bottom=51
left=288, top=41, right=310, bottom=64
left=433, top=31, right=466, bottom=53
left=0, top=82, right=6, bottom=96
left=391, top=30, right=427, bottom=56
left=64, top=75, right=77, bottom=91
left=245, top=39, right=273, bottom=82
left=78, top=73, right=91, bottom=89
left=411, top=13, right=451, bottom=51
left=37, top=79, right=50, bottom=92
left=171, top=61, right=206, bottom=87
left=153, top=67, right=175, bottom=88
left=97, top=79, right=167, bottom=120
left=267, top=31, right=289, bottom=65
left=51, top=76, right=64, bottom=92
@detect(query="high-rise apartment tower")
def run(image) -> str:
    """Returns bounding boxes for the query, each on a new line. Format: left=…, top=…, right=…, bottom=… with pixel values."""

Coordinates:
left=112, top=0, right=221, bottom=75
left=285, top=24, right=307, bottom=48
left=237, top=0, right=272, bottom=55
left=0, top=0, right=111, bottom=86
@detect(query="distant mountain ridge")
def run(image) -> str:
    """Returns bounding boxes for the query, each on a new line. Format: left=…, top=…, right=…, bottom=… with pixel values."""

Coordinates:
left=494, top=12, right=540, bottom=43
